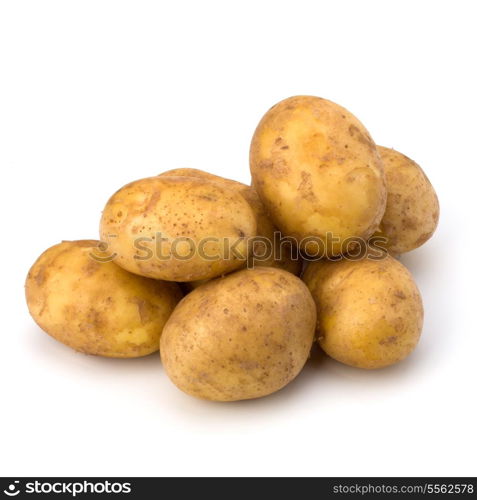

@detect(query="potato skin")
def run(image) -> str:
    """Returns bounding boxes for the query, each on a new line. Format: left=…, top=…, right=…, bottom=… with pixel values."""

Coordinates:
left=160, top=267, right=317, bottom=401
left=377, top=146, right=439, bottom=254
left=303, top=254, right=423, bottom=369
left=159, top=168, right=301, bottom=275
left=250, top=96, right=387, bottom=256
left=25, top=240, right=182, bottom=358
left=100, top=176, right=257, bottom=281
left=159, top=168, right=243, bottom=192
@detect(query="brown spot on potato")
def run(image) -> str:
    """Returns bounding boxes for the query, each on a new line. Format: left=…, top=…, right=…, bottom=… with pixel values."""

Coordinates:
left=130, top=297, right=151, bottom=324
left=83, top=308, right=105, bottom=331
left=271, top=158, right=290, bottom=176
left=402, top=217, right=418, bottom=230
left=298, top=171, right=315, bottom=200
left=34, top=265, right=47, bottom=286
left=83, top=259, right=100, bottom=277
left=249, top=279, right=260, bottom=292
left=258, top=159, right=274, bottom=170
left=394, top=290, right=406, bottom=300
left=379, top=336, right=398, bottom=345
left=348, top=125, right=359, bottom=136
left=348, top=124, right=373, bottom=149
left=240, top=360, right=260, bottom=371
left=144, top=191, right=161, bottom=214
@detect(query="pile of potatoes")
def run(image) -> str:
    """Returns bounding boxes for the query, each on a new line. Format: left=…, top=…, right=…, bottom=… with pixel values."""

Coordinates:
left=26, top=95, right=439, bottom=402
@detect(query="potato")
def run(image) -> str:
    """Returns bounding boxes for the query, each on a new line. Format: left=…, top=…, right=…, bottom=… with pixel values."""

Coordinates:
left=250, top=95, right=387, bottom=257
left=160, top=267, right=317, bottom=401
left=303, top=254, right=423, bottom=369
left=25, top=240, right=182, bottom=358
left=159, top=168, right=301, bottom=275
left=100, top=175, right=257, bottom=281
left=376, top=146, right=439, bottom=254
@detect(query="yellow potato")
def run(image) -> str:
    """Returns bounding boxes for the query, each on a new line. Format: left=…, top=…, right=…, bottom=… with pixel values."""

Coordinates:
left=100, top=175, right=257, bottom=281
left=25, top=240, right=182, bottom=358
left=160, top=267, right=317, bottom=401
left=377, top=146, right=439, bottom=254
left=303, top=254, right=423, bottom=369
left=250, top=95, right=387, bottom=257
left=159, top=168, right=301, bottom=275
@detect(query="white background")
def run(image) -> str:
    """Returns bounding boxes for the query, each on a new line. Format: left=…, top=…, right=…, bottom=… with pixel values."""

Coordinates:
left=1, top=0, right=476, bottom=477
